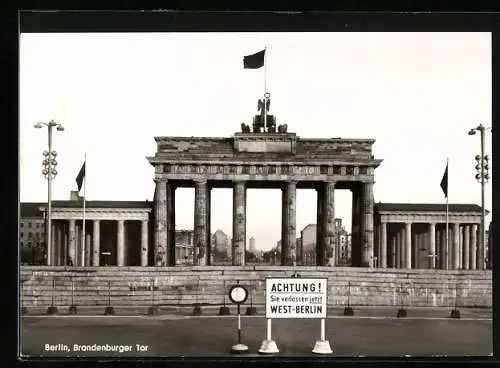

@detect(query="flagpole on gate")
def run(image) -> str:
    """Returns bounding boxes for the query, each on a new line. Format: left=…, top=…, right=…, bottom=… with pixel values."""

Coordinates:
left=445, top=157, right=449, bottom=270
left=264, top=46, right=267, bottom=96
left=264, top=47, right=268, bottom=129
left=82, top=153, right=87, bottom=266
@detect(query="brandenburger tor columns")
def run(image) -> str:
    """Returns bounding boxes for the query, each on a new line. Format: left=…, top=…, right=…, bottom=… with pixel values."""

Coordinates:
left=147, top=95, right=382, bottom=267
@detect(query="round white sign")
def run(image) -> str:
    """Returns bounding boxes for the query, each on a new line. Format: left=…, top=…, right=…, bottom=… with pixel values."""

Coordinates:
left=229, top=285, right=248, bottom=304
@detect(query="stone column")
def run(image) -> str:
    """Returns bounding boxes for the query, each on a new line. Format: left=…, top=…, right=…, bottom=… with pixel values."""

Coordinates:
left=429, top=223, right=436, bottom=269
left=396, top=229, right=402, bottom=268
left=444, top=227, right=449, bottom=270
left=453, top=223, right=460, bottom=270
left=390, top=234, right=396, bottom=268
left=323, top=182, right=336, bottom=266
left=435, top=228, right=441, bottom=268
left=280, top=187, right=286, bottom=265
left=398, top=226, right=406, bottom=268
left=470, top=224, right=478, bottom=270
left=463, top=225, right=470, bottom=270
left=92, top=220, right=100, bottom=267
left=316, top=185, right=325, bottom=266
left=361, top=182, right=374, bottom=267
left=85, top=233, right=91, bottom=266
left=50, top=223, right=56, bottom=266
left=194, top=179, right=209, bottom=266
left=167, top=184, right=176, bottom=266
left=459, top=225, right=464, bottom=269
left=405, top=222, right=412, bottom=269
left=418, top=233, right=423, bottom=269
left=449, top=227, right=454, bottom=269
left=282, top=181, right=297, bottom=266
left=117, top=220, right=125, bottom=266
left=56, top=223, right=62, bottom=266
left=439, top=228, right=445, bottom=269
left=141, top=220, right=148, bottom=266
left=79, top=222, right=85, bottom=266
left=232, top=181, right=246, bottom=266
left=83, top=223, right=89, bottom=266
left=154, top=179, right=168, bottom=266
left=52, top=222, right=57, bottom=265
left=75, top=224, right=80, bottom=265
left=412, top=232, right=418, bottom=269
left=62, top=222, right=68, bottom=265
left=68, top=219, right=76, bottom=265
left=77, top=223, right=82, bottom=265
left=380, top=222, right=387, bottom=268
left=206, top=186, right=212, bottom=266
left=350, top=185, right=361, bottom=267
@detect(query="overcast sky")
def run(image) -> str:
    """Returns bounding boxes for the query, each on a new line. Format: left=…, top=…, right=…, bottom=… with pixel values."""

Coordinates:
left=20, top=32, right=492, bottom=251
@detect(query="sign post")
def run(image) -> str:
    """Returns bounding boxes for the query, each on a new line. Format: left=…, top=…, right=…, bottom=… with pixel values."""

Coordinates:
left=260, top=277, right=332, bottom=354
left=228, top=282, right=249, bottom=354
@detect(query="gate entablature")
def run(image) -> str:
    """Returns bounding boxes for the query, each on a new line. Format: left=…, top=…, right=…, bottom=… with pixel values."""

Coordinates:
left=147, top=134, right=382, bottom=183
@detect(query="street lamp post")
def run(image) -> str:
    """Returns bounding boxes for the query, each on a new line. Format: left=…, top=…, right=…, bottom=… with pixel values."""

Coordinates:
left=35, top=120, right=64, bottom=266
left=468, top=124, right=491, bottom=270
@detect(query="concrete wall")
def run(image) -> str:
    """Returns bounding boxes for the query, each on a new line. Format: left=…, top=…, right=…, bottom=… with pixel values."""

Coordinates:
left=20, top=266, right=491, bottom=309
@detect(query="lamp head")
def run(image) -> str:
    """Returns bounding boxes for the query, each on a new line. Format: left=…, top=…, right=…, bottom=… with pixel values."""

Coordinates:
left=468, top=129, right=476, bottom=136
left=34, top=122, right=43, bottom=129
left=56, top=125, right=64, bottom=131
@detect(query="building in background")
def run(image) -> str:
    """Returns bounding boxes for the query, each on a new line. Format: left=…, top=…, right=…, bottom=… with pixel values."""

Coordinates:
left=299, top=220, right=350, bottom=266
left=175, top=229, right=194, bottom=264
left=249, top=237, right=256, bottom=254
left=211, top=229, right=230, bottom=263
left=226, top=237, right=232, bottom=261
left=296, top=237, right=302, bottom=263
left=20, top=203, right=47, bottom=264
left=19, top=193, right=194, bottom=266
left=300, top=224, right=317, bottom=265
left=374, top=203, right=486, bottom=269
left=334, top=218, right=351, bottom=266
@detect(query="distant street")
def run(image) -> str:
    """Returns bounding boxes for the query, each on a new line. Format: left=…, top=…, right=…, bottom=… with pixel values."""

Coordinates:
left=20, top=312, right=492, bottom=358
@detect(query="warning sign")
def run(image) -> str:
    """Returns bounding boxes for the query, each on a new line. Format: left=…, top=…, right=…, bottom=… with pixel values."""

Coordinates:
left=265, top=278, right=327, bottom=319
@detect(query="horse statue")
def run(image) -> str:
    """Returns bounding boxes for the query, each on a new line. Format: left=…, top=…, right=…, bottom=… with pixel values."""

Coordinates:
left=277, top=124, right=288, bottom=133
left=241, top=123, right=251, bottom=133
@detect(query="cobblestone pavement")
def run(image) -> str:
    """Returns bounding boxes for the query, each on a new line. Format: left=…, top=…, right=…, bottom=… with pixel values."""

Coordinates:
left=20, top=311, right=492, bottom=358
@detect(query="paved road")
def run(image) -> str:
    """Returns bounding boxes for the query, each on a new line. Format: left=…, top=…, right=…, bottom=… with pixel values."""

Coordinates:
left=20, top=314, right=492, bottom=358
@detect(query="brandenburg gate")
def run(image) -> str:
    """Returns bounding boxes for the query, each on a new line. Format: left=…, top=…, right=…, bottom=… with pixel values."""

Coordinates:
left=147, top=97, right=382, bottom=267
